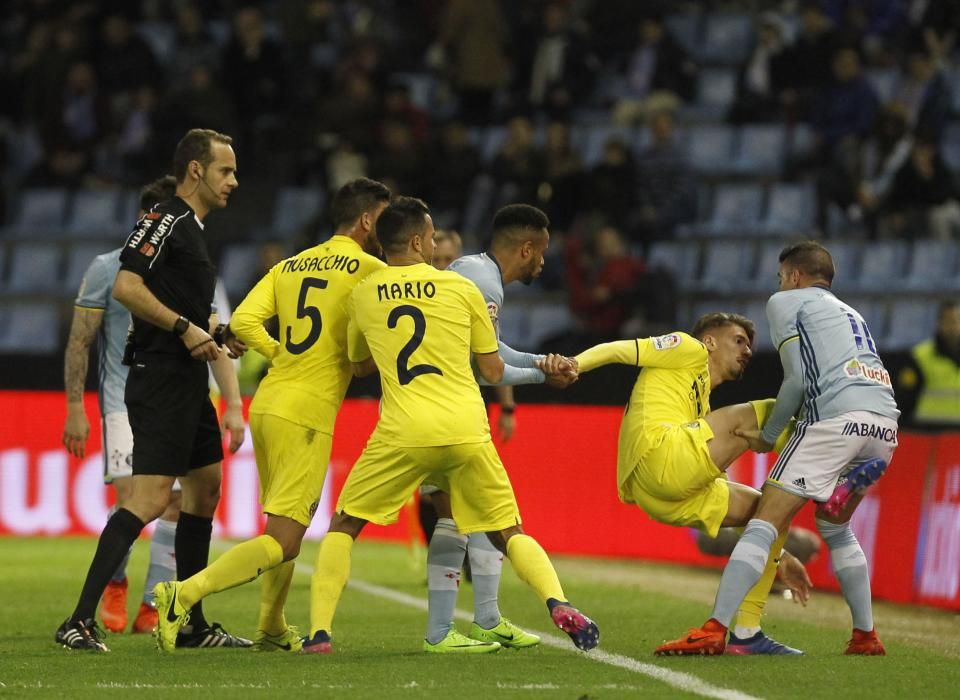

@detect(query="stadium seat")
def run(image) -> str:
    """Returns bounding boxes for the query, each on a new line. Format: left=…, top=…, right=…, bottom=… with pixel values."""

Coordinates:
left=271, top=187, right=325, bottom=239
left=13, top=188, right=68, bottom=235
left=67, top=190, right=122, bottom=237
left=904, top=239, right=959, bottom=292
left=219, top=244, right=260, bottom=303
left=393, top=72, right=436, bottom=111
left=885, top=298, right=937, bottom=350
left=582, top=125, right=635, bottom=166
left=851, top=241, right=907, bottom=293
left=689, top=68, right=737, bottom=120
left=733, top=125, right=785, bottom=176
left=743, top=298, right=771, bottom=350
left=699, top=14, right=753, bottom=64
left=943, top=122, right=960, bottom=170
left=827, top=240, right=861, bottom=291
left=842, top=296, right=887, bottom=344
left=479, top=127, right=508, bottom=163
left=0, top=301, right=60, bottom=354
left=647, top=241, right=700, bottom=291
left=461, top=175, right=496, bottom=244
left=686, top=125, right=736, bottom=175
left=665, top=13, right=701, bottom=54
left=63, top=242, right=115, bottom=296
left=761, top=182, right=816, bottom=235
left=7, top=243, right=63, bottom=294
left=749, top=242, right=787, bottom=292
left=698, top=183, right=764, bottom=236
left=695, top=239, right=756, bottom=293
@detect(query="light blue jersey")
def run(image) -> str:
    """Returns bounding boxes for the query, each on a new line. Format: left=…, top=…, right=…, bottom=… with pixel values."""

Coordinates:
left=75, top=249, right=129, bottom=416
left=447, top=253, right=545, bottom=385
left=761, top=286, right=899, bottom=444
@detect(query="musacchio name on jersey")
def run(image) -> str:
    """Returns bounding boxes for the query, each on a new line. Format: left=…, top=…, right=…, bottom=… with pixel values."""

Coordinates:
left=281, top=254, right=362, bottom=275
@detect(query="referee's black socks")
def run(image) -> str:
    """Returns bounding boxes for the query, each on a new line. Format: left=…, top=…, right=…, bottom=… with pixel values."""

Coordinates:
left=71, top=508, right=146, bottom=623
left=176, top=512, right=213, bottom=630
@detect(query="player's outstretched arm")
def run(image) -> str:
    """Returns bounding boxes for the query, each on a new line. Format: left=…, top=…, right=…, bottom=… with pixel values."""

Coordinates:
left=574, top=339, right=640, bottom=373
left=62, top=307, right=103, bottom=458
left=228, top=268, right=281, bottom=359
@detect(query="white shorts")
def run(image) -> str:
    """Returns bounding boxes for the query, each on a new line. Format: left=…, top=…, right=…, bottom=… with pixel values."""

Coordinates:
left=767, top=411, right=898, bottom=502
left=102, top=412, right=180, bottom=492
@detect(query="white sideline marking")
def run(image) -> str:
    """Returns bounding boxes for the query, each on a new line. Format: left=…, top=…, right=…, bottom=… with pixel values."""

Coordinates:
left=318, top=572, right=762, bottom=700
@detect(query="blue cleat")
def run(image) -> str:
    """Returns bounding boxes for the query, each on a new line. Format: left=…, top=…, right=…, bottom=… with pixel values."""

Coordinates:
left=726, top=631, right=803, bottom=655
left=822, top=458, right=888, bottom=518
left=547, top=598, right=599, bottom=651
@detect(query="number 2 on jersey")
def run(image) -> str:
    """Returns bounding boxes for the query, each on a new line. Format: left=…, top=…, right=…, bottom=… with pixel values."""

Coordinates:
left=388, top=304, right=443, bottom=385
left=285, top=277, right=328, bottom=354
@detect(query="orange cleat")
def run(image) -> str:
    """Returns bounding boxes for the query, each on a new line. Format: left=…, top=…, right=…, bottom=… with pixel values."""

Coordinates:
left=845, top=628, right=886, bottom=656
left=655, top=619, right=727, bottom=656
left=131, top=602, right=158, bottom=634
left=100, top=578, right=128, bottom=633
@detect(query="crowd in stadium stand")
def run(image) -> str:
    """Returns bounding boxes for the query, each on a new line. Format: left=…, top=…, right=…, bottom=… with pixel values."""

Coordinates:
left=1, top=0, right=959, bottom=350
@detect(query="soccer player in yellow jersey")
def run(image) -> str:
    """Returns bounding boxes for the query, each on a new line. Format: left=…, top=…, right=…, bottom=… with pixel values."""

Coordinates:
left=302, top=196, right=598, bottom=654
left=569, top=314, right=812, bottom=655
left=153, top=178, right=392, bottom=653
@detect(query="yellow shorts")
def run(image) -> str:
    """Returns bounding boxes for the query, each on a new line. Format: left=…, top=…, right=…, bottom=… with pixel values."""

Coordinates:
left=251, top=412, right=333, bottom=527
left=337, top=438, right=521, bottom=534
left=620, top=420, right=729, bottom=537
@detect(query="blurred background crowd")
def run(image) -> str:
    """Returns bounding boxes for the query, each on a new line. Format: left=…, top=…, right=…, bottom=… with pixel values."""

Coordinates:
left=1, top=0, right=959, bottom=424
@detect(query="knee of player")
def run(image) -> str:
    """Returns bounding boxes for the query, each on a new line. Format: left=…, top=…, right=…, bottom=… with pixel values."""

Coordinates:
left=279, top=538, right=301, bottom=562
left=329, top=511, right=366, bottom=538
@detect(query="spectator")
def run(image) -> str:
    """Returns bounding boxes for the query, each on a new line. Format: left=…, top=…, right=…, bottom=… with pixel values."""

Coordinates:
left=317, top=71, right=380, bottom=153
left=890, top=45, right=952, bottom=140
left=612, top=13, right=697, bottom=125
left=882, top=135, right=960, bottom=240
left=427, top=120, right=481, bottom=222
left=777, top=2, right=839, bottom=121
left=491, top=116, right=545, bottom=208
left=539, top=121, right=583, bottom=230
left=48, top=60, right=106, bottom=152
left=163, top=65, right=238, bottom=147
left=438, top=0, right=510, bottom=124
left=729, top=13, right=791, bottom=124
left=169, top=4, right=221, bottom=84
left=812, top=47, right=879, bottom=152
left=370, top=120, right=424, bottom=196
left=382, top=83, right=429, bottom=145
left=587, top=137, right=636, bottom=227
left=633, top=110, right=696, bottom=242
left=896, top=300, right=960, bottom=429
left=95, top=14, right=160, bottom=106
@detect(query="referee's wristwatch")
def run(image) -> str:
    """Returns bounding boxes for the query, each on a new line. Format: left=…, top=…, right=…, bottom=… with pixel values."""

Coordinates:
left=172, top=315, right=190, bottom=336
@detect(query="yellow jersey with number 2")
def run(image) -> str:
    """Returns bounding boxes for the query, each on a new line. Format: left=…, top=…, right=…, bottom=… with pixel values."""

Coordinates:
left=348, top=262, right=499, bottom=447
left=231, top=235, right=385, bottom=433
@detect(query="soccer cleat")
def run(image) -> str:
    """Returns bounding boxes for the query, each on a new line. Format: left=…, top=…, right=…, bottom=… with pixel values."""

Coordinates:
left=55, top=618, right=110, bottom=652
left=548, top=599, right=599, bottom=651
left=255, top=626, right=303, bottom=653
left=726, top=630, right=803, bottom=655
left=152, top=581, right=189, bottom=652
left=131, top=602, right=158, bottom=634
left=176, top=622, right=253, bottom=648
left=424, top=628, right=501, bottom=654
left=301, top=629, right=333, bottom=654
left=469, top=617, right=540, bottom=648
left=822, top=458, right=887, bottom=518
left=845, top=628, right=886, bottom=656
left=100, top=577, right=128, bottom=633
left=655, top=619, right=727, bottom=656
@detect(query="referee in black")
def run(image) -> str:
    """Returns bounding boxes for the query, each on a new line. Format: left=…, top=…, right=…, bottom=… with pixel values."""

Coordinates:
left=56, top=129, right=248, bottom=651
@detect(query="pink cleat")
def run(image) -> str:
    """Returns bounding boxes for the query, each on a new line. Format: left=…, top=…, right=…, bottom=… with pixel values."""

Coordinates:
left=822, top=458, right=887, bottom=518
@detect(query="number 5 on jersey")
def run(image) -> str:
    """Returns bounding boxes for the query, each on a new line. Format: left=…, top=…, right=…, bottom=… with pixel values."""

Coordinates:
left=285, top=277, right=327, bottom=354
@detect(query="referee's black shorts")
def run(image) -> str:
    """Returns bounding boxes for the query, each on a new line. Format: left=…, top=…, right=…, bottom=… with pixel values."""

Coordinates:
left=125, top=355, right=224, bottom=477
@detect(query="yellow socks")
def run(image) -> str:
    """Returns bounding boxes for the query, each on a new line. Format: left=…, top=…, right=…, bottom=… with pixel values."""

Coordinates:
left=258, top=560, right=296, bottom=636
left=505, top=534, right=566, bottom=603
left=749, top=398, right=795, bottom=453
left=179, top=534, right=284, bottom=609
left=734, top=526, right=790, bottom=631
left=310, top=532, right=354, bottom=636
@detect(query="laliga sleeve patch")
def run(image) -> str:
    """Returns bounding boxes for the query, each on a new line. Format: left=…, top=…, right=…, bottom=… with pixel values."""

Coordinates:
left=652, top=333, right=681, bottom=350
left=486, top=301, right=499, bottom=322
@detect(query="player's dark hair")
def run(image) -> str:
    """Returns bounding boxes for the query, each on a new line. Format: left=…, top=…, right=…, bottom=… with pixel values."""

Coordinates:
left=779, top=240, right=835, bottom=284
left=331, top=177, right=392, bottom=230
left=139, top=175, right=177, bottom=211
left=376, top=196, right=431, bottom=255
left=491, top=204, right=549, bottom=248
left=692, top=312, right=755, bottom=347
left=937, top=300, right=959, bottom=321
left=172, top=128, right=233, bottom=183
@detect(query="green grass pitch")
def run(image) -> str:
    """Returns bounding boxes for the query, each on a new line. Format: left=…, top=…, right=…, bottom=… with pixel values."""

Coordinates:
left=1, top=536, right=956, bottom=699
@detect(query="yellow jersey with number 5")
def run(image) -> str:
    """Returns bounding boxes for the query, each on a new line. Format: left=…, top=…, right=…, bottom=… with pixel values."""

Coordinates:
left=347, top=262, right=499, bottom=447
left=231, top=235, right=385, bottom=433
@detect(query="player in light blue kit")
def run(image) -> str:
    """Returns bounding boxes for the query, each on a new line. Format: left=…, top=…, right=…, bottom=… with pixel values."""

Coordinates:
left=658, top=241, right=898, bottom=657
left=63, top=177, right=182, bottom=635
left=423, top=204, right=576, bottom=653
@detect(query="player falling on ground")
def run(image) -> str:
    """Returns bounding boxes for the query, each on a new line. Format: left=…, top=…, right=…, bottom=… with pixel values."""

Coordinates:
left=657, top=241, right=897, bottom=657
left=62, top=176, right=182, bottom=635
left=295, top=196, right=597, bottom=654
left=568, top=313, right=811, bottom=655
left=152, top=178, right=391, bottom=653
left=422, top=205, right=578, bottom=653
